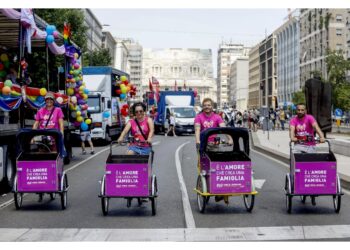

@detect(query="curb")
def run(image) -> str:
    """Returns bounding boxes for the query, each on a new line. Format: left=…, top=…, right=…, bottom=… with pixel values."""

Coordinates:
left=250, top=131, right=350, bottom=190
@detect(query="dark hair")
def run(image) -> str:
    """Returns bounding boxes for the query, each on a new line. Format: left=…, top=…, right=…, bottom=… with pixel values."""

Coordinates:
left=132, top=102, right=146, bottom=115
left=296, top=103, right=306, bottom=108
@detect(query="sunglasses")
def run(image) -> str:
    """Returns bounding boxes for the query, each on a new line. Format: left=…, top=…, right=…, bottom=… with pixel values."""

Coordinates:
left=135, top=110, right=144, bottom=114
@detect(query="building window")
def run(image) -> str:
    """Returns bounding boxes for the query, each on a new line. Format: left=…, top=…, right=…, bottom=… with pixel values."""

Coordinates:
left=336, top=29, right=342, bottom=36
left=336, top=44, right=343, bottom=51
left=171, top=66, right=182, bottom=77
left=336, top=14, right=343, bottom=22
left=190, top=66, right=200, bottom=76
left=152, top=65, right=162, bottom=75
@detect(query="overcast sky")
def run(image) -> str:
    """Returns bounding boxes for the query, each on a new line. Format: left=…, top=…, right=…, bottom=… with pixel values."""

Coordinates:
left=92, top=9, right=289, bottom=76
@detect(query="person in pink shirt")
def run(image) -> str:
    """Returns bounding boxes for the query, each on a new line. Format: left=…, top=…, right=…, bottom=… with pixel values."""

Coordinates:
left=194, top=98, right=226, bottom=148
left=33, top=92, right=64, bottom=136
left=117, top=102, right=154, bottom=155
left=289, top=103, right=325, bottom=153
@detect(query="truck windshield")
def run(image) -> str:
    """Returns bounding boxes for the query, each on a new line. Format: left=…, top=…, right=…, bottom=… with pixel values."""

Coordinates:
left=87, top=96, right=101, bottom=113
left=173, top=108, right=196, bottom=118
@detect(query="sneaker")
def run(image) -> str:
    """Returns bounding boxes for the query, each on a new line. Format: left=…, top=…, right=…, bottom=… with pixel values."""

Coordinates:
left=165, top=134, right=167, bottom=137
left=82, top=150, right=86, bottom=155
left=90, top=151, right=95, bottom=155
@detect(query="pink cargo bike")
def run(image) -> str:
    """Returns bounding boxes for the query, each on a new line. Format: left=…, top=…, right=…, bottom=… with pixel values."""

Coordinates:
left=285, top=139, right=343, bottom=213
left=99, top=140, right=158, bottom=216
left=194, top=127, right=257, bottom=213
left=13, top=129, right=68, bottom=210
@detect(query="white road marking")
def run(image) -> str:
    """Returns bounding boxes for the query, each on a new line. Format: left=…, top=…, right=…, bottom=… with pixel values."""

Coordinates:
left=152, top=141, right=160, bottom=146
left=254, top=179, right=266, bottom=189
left=175, top=141, right=196, bottom=229
left=2, top=225, right=350, bottom=241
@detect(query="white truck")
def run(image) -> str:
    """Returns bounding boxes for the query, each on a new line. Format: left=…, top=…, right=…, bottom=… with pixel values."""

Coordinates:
left=155, top=91, right=196, bottom=135
left=82, top=67, right=129, bottom=142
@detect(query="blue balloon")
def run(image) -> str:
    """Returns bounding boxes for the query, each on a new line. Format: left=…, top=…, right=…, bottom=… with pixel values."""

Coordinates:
left=80, top=122, right=88, bottom=131
left=46, top=35, right=54, bottom=44
left=120, top=93, right=126, bottom=99
left=46, top=25, right=56, bottom=35
left=103, top=111, right=110, bottom=118
left=84, top=89, right=89, bottom=94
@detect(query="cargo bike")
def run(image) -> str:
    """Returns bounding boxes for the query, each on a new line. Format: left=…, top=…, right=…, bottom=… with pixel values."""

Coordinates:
left=13, top=129, right=68, bottom=210
left=194, top=127, right=257, bottom=213
left=285, top=139, right=343, bottom=213
left=99, top=140, right=158, bottom=216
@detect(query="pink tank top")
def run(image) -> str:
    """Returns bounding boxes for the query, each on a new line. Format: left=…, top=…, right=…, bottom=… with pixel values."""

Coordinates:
left=129, top=117, right=150, bottom=147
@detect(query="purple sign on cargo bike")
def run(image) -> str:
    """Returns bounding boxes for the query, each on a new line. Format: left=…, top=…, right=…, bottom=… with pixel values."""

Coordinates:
left=17, top=161, right=59, bottom=192
left=294, top=161, right=337, bottom=194
left=105, top=163, right=149, bottom=197
left=210, top=161, right=252, bottom=194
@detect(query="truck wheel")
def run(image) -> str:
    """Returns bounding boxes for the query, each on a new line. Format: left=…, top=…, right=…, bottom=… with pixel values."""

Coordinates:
left=1, top=145, right=16, bottom=191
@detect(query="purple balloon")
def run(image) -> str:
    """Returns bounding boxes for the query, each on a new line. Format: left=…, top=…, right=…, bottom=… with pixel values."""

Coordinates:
left=78, top=99, right=85, bottom=105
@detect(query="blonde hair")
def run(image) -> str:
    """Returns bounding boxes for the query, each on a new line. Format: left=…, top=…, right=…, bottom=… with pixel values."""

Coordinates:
left=202, top=98, right=214, bottom=106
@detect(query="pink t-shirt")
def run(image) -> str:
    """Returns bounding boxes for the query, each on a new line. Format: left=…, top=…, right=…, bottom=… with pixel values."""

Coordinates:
left=35, top=107, right=64, bottom=130
left=290, top=114, right=317, bottom=145
left=194, top=112, right=224, bottom=142
left=129, top=117, right=150, bottom=147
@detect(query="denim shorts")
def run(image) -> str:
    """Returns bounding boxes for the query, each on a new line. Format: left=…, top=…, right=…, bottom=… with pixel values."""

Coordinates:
left=128, top=146, right=152, bottom=155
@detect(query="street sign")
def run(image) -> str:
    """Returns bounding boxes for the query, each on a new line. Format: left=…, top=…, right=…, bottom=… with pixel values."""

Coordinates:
left=335, top=108, right=343, bottom=117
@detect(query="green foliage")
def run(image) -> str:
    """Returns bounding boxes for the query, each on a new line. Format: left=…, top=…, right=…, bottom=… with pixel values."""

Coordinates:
left=83, top=48, right=112, bottom=66
left=24, top=9, right=87, bottom=90
left=35, top=9, right=87, bottom=51
left=333, top=84, right=350, bottom=111
left=292, top=89, right=306, bottom=105
left=326, top=49, right=350, bottom=111
left=326, top=50, right=350, bottom=85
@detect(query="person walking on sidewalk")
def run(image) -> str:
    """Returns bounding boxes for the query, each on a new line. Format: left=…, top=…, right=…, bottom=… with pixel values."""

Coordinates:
left=289, top=103, right=325, bottom=153
left=279, top=109, right=286, bottom=131
left=80, top=112, right=94, bottom=155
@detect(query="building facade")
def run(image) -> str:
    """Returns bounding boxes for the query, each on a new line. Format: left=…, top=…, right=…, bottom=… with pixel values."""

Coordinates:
left=300, top=8, right=348, bottom=85
left=142, top=48, right=215, bottom=103
left=217, top=43, right=250, bottom=108
left=84, top=9, right=103, bottom=52
left=102, top=31, right=116, bottom=67
left=276, top=16, right=300, bottom=107
left=248, top=44, right=260, bottom=109
left=113, top=38, right=129, bottom=73
left=228, top=58, right=249, bottom=111
left=124, top=39, right=143, bottom=100
left=259, top=34, right=277, bottom=109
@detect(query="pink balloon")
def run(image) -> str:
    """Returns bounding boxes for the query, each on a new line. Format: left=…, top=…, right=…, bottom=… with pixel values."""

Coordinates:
left=53, top=31, right=59, bottom=38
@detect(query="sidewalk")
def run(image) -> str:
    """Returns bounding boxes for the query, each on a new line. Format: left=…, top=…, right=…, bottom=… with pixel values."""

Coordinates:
left=251, top=129, right=350, bottom=188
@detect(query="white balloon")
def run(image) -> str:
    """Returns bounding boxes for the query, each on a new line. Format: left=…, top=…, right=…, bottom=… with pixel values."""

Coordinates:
left=56, top=97, right=63, bottom=104
left=71, top=96, right=77, bottom=104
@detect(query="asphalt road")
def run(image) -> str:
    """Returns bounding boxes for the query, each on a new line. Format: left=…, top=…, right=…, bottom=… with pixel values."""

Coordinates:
left=0, top=134, right=350, bottom=241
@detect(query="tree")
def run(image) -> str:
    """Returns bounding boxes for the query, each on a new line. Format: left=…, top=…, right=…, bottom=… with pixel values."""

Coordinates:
left=83, top=48, right=112, bottom=66
left=23, top=9, right=87, bottom=90
left=325, top=49, right=350, bottom=111
left=326, top=49, right=350, bottom=86
left=35, top=9, right=87, bottom=51
left=292, top=89, right=306, bottom=105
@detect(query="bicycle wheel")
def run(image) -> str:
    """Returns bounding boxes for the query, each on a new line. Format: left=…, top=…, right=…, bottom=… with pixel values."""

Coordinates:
left=196, top=175, right=207, bottom=213
left=333, top=195, right=341, bottom=213
left=243, top=194, right=255, bottom=212
left=14, top=192, right=23, bottom=210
